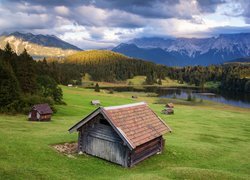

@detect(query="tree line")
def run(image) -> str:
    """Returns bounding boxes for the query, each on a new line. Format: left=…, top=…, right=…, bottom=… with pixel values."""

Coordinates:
left=47, top=51, right=169, bottom=85
left=47, top=52, right=250, bottom=93
left=167, top=64, right=250, bottom=92
left=0, top=43, right=63, bottom=113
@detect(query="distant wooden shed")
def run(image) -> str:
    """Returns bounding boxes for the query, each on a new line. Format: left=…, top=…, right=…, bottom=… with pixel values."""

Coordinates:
left=132, top=95, right=138, bottom=99
left=69, top=102, right=171, bottom=167
left=91, top=100, right=101, bottom=106
left=166, top=103, right=174, bottom=108
left=28, top=104, right=53, bottom=121
left=162, top=108, right=174, bottom=115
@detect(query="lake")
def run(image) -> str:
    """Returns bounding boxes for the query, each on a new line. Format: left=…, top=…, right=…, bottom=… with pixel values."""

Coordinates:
left=98, top=86, right=250, bottom=108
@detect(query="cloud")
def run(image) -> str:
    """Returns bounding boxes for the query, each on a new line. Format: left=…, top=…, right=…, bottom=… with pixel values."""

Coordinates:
left=0, top=0, right=249, bottom=49
left=54, top=6, right=70, bottom=16
left=196, top=0, right=226, bottom=13
left=207, top=25, right=250, bottom=35
left=240, top=0, right=250, bottom=23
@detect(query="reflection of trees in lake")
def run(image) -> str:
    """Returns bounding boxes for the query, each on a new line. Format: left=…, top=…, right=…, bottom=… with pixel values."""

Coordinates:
left=94, top=86, right=250, bottom=108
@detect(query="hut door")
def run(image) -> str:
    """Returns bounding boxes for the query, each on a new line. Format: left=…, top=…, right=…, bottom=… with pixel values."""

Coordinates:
left=31, top=110, right=37, bottom=120
left=85, top=135, right=126, bottom=166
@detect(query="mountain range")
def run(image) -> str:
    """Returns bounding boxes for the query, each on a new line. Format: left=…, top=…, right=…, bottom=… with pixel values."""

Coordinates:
left=1, top=31, right=250, bottom=66
left=0, top=32, right=81, bottom=58
left=112, top=33, right=250, bottom=66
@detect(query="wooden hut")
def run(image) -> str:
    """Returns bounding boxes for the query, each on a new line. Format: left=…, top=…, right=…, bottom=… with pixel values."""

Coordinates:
left=28, top=104, right=53, bottom=121
left=162, top=108, right=174, bottom=115
left=69, top=102, right=171, bottom=167
left=91, top=100, right=101, bottom=106
left=166, top=103, right=174, bottom=108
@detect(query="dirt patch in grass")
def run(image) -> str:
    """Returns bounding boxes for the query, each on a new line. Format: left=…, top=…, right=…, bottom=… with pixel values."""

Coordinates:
left=53, top=142, right=78, bottom=154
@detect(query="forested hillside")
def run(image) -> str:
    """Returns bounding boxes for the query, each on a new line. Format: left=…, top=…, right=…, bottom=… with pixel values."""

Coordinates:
left=66, top=50, right=129, bottom=63
left=167, top=65, right=250, bottom=92
left=47, top=50, right=250, bottom=92
left=0, top=43, right=63, bottom=113
left=48, top=50, right=168, bottom=84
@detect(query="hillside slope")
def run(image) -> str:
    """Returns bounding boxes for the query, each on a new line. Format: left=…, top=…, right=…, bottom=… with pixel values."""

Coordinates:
left=61, top=50, right=165, bottom=82
left=65, top=50, right=130, bottom=63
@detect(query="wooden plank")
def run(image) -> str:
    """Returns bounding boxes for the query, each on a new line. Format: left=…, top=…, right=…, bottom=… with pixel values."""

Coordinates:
left=130, top=137, right=162, bottom=166
left=134, top=138, right=161, bottom=154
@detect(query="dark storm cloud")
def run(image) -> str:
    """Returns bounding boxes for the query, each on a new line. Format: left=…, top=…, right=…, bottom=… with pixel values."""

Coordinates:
left=196, top=0, right=226, bottom=13
left=1, top=0, right=249, bottom=28
left=82, top=0, right=182, bottom=19
left=4, top=0, right=184, bottom=19
left=240, top=0, right=250, bottom=24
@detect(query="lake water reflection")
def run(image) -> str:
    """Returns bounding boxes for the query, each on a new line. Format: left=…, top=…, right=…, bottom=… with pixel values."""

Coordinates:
left=99, top=86, right=250, bottom=108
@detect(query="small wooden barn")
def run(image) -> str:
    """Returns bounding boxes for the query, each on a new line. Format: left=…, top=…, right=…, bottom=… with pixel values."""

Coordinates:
left=69, top=102, right=171, bottom=167
left=28, top=104, right=53, bottom=121
left=166, top=103, right=174, bottom=108
left=91, top=100, right=101, bottom=106
left=162, top=108, right=174, bottom=115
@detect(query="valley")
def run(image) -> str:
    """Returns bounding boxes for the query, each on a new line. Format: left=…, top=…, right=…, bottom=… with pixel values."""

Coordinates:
left=0, top=86, right=249, bottom=179
left=1, top=1, right=250, bottom=179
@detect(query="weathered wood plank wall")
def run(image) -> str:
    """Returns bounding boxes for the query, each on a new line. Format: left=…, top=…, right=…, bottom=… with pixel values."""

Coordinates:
left=79, top=117, right=128, bottom=166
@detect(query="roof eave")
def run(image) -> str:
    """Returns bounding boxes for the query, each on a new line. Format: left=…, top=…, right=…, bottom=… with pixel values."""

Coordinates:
left=68, top=107, right=134, bottom=150
left=68, top=107, right=101, bottom=133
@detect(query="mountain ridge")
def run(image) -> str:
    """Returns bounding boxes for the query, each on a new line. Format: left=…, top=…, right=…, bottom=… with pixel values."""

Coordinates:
left=113, top=33, right=250, bottom=66
left=0, top=31, right=81, bottom=58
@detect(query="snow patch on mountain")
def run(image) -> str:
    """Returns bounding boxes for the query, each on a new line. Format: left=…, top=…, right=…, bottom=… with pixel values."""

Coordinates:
left=128, top=33, right=250, bottom=58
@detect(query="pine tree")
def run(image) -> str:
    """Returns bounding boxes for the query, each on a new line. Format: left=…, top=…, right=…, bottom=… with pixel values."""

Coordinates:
left=0, top=60, right=20, bottom=107
left=3, top=42, right=14, bottom=60
left=95, top=83, right=100, bottom=92
left=157, top=78, right=162, bottom=85
left=16, top=49, right=37, bottom=94
left=245, top=80, right=250, bottom=93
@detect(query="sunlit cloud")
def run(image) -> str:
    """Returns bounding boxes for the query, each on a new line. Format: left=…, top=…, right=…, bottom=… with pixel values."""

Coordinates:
left=0, top=0, right=249, bottom=49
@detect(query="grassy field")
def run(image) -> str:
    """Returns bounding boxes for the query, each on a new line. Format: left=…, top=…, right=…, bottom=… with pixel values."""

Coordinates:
left=0, top=86, right=250, bottom=179
left=82, top=75, right=188, bottom=87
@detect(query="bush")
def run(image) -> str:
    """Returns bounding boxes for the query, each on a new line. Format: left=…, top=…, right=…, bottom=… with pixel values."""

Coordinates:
left=0, top=95, right=56, bottom=114
left=95, top=83, right=100, bottom=92
left=128, top=81, right=134, bottom=85
left=191, top=95, right=196, bottom=102
left=147, top=93, right=157, bottom=97
left=187, top=93, right=192, bottom=101
left=108, top=89, right=114, bottom=94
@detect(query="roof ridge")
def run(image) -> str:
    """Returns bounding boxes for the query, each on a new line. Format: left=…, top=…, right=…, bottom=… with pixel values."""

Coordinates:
left=103, top=102, right=146, bottom=110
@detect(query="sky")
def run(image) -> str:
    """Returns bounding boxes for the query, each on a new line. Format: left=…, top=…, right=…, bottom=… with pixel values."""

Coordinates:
left=0, top=0, right=250, bottom=49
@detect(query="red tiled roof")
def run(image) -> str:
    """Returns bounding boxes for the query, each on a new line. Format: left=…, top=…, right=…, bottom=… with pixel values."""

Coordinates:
left=103, top=102, right=171, bottom=148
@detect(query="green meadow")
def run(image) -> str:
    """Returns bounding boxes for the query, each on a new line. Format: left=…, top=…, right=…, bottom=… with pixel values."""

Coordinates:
left=0, top=86, right=249, bottom=179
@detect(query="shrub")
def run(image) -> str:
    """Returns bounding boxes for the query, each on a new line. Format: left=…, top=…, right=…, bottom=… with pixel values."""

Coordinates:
left=191, top=95, right=196, bottom=102
left=187, top=93, right=192, bottom=101
left=95, top=83, right=100, bottom=92
left=0, top=95, right=56, bottom=114
left=108, top=89, right=114, bottom=94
